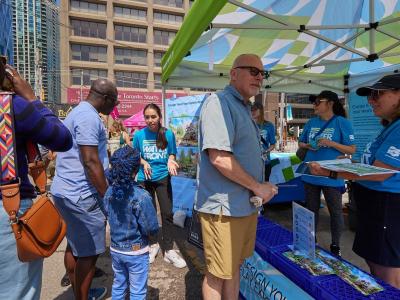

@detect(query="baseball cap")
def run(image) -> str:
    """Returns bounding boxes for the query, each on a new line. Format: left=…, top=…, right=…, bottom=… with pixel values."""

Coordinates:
left=314, top=90, right=339, bottom=102
left=356, top=73, right=400, bottom=96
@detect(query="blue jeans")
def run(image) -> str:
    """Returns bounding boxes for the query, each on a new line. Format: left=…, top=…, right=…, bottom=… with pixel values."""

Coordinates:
left=111, top=250, right=149, bottom=300
left=0, top=198, right=43, bottom=300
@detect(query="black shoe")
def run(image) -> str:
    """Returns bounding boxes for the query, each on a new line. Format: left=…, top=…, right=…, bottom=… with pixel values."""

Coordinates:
left=60, top=273, right=70, bottom=287
left=94, top=267, right=106, bottom=278
left=330, top=244, right=341, bottom=257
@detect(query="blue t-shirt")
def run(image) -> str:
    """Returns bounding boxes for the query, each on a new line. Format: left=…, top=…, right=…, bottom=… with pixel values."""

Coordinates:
left=133, top=127, right=177, bottom=182
left=299, top=116, right=355, bottom=187
left=358, top=120, right=400, bottom=193
left=51, top=101, right=109, bottom=203
left=258, top=121, right=276, bottom=151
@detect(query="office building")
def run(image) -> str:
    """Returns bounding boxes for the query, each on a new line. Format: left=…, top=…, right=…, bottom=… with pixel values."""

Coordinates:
left=12, top=0, right=61, bottom=102
left=59, top=0, right=191, bottom=116
left=0, top=0, right=14, bottom=64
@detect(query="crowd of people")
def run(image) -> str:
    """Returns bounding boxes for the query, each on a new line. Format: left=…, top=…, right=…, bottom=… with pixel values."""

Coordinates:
left=0, top=53, right=399, bottom=300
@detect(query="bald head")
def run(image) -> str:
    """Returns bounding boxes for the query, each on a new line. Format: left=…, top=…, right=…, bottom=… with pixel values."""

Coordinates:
left=232, top=54, right=262, bottom=69
left=87, top=78, right=119, bottom=115
left=89, top=78, right=117, bottom=99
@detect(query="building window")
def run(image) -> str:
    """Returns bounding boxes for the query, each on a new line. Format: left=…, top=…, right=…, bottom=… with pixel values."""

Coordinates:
left=154, top=12, right=183, bottom=24
left=71, top=68, right=107, bottom=86
left=70, top=19, right=106, bottom=39
left=115, top=25, right=147, bottom=43
left=114, top=48, right=147, bottom=65
left=114, top=6, right=146, bottom=20
left=154, top=30, right=176, bottom=46
left=153, top=0, right=183, bottom=8
left=70, top=0, right=106, bottom=14
left=115, top=71, right=147, bottom=88
left=154, top=74, right=162, bottom=89
left=71, top=44, right=107, bottom=62
left=154, top=51, right=164, bottom=67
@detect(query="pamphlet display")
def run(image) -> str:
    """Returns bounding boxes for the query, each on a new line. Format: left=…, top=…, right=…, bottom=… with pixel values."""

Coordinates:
left=292, top=202, right=315, bottom=260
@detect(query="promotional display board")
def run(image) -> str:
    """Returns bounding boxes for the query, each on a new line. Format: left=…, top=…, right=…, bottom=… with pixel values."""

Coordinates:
left=164, top=94, right=208, bottom=215
left=292, top=202, right=315, bottom=259
left=348, top=92, right=382, bottom=162
left=240, top=251, right=313, bottom=300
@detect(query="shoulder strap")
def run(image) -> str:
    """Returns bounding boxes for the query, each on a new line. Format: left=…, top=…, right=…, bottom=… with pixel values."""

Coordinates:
left=315, top=115, right=337, bottom=137
left=0, top=92, right=21, bottom=220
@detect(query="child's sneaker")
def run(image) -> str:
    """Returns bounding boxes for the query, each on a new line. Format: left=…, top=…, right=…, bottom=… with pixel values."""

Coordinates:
left=164, top=250, right=187, bottom=268
left=149, top=243, right=160, bottom=264
left=88, top=287, right=107, bottom=300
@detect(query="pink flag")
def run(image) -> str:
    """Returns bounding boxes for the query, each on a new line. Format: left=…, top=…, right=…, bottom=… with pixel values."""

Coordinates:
left=110, top=106, right=120, bottom=120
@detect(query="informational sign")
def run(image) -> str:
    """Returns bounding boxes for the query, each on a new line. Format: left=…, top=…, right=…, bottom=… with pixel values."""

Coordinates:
left=165, top=94, right=208, bottom=216
left=348, top=92, right=382, bottom=162
left=240, top=251, right=313, bottom=300
left=292, top=202, right=315, bottom=260
left=67, top=87, right=186, bottom=116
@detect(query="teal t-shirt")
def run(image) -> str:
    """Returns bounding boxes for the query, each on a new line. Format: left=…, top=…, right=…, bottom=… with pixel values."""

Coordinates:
left=359, top=120, right=400, bottom=193
left=299, top=116, right=355, bottom=187
left=133, top=127, right=177, bottom=182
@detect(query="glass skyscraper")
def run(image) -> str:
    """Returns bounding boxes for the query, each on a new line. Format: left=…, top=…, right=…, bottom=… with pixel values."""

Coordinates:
left=12, top=0, right=60, bottom=102
left=0, top=0, right=14, bottom=64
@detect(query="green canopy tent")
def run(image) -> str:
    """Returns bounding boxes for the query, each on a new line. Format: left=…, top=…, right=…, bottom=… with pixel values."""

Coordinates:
left=162, top=0, right=400, bottom=95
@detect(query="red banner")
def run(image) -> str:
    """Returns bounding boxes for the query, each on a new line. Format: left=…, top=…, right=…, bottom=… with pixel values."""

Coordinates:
left=67, top=88, right=186, bottom=116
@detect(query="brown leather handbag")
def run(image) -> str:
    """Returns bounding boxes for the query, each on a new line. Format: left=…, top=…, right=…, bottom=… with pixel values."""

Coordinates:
left=0, top=93, right=66, bottom=262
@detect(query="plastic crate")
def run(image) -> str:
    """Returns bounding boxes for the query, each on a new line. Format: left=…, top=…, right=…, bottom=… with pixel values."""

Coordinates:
left=255, top=225, right=293, bottom=260
left=267, top=245, right=335, bottom=296
left=313, top=271, right=400, bottom=300
left=256, top=215, right=277, bottom=231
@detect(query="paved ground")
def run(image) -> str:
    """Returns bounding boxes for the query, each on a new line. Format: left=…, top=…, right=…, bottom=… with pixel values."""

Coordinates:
left=41, top=193, right=368, bottom=300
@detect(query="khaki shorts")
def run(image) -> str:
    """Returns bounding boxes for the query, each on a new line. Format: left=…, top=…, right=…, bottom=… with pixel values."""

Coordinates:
left=199, top=211, right=258, bottom=279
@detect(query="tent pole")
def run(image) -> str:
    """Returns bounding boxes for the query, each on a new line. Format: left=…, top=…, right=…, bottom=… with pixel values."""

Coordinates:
left=211, top=23, right=368, bottom=30
left=376, top=28, right=400, bottom=42
left=369, top=0, right=375, bottom=54
left=162, top=85, right=166, bottom=127
left=379, top=16, right=400, bottom=26
left=377, top=41, right=400, bottom=56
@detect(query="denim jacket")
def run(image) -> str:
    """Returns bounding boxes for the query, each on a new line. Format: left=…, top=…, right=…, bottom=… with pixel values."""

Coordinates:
left=103, top=181, right=159, bottom=252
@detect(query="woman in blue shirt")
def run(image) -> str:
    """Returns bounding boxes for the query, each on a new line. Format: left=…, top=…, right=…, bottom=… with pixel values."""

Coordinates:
left=298, top=91, right=356, bottom=256
left=251, top=101, right=276, bottom=180
left=310, top=74, right=400, bottom=288
left=133, top=103, right=186, bottom=269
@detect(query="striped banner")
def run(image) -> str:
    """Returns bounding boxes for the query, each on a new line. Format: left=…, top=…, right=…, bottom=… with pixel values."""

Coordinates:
left=0, top=93, right=16, bottom=182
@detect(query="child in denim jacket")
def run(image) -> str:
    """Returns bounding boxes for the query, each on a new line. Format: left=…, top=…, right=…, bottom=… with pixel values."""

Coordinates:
left=103, top=146, right=159, bottom=300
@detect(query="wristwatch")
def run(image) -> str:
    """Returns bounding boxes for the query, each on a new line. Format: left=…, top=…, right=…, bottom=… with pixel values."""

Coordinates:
left=328, top=171, right=338, bottom=179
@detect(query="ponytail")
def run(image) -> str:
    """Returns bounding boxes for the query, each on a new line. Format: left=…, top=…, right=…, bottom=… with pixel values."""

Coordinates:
left=144, top=103, right=168, bottom=150
left=332, top=101, right=346, bottom=118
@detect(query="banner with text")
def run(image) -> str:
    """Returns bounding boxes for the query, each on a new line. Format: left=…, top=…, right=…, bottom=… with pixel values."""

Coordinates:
left=67, top=88, right=186, bottom=116
left=240, top=251, right=312, bottom=300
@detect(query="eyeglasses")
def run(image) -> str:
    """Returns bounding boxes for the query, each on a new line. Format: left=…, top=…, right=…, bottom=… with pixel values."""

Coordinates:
left=367, top=90, right=386, bottom=101
left=313, top=99, right=328, bottom=106
left=234, top=66, right=267, bottom=78
left=92, top=88, right=119, bottom=105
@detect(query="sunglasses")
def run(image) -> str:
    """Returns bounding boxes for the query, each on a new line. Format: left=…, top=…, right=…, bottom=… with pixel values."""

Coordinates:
left=313, top=99, right=328, bottom=106
left=92, top=88, right=119, bottom=105
left=367, top=90, right=389, bottom=101
left=235, top=66, right=267, bottom=78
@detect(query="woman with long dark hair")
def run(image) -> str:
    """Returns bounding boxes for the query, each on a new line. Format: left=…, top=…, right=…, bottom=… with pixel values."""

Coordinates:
left=133, top=103, right=186, bottom=268
left=298, top=90, right=356, bottom=256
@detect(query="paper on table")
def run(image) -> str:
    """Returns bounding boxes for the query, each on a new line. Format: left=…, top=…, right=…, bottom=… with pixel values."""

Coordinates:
left=316, top=159, right=399, bottom=176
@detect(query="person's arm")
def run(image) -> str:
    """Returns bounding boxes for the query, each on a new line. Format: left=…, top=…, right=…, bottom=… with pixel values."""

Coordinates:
left=123, top=131, right=130, bottom=145
left=79, top=145, right=108, bottom=197
left=267, top=144, right=275, bottom=153
left=317, top=139, right=356, bottom=155
left=208, top=149, right=278, bottom=204
left=309, top=160, right=397, bottom=182
left=167, top=154, right=179, bottom=176
left=167, top=131, right=179, bottom=176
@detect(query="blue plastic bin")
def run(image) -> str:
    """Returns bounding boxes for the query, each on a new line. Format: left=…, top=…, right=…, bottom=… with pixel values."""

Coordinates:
left=255, top=225, right=293, bottom=261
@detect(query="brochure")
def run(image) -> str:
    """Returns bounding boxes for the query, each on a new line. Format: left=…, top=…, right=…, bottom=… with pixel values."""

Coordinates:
left=284, top=249, right=384, bottom=295
left=317, top=160, right=399, bottom=176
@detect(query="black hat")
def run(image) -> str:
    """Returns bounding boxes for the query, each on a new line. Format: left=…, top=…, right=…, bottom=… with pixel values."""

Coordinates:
left=356, top=73, right=400, bottom=96
left=314, top=90, right=339, bottom=102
